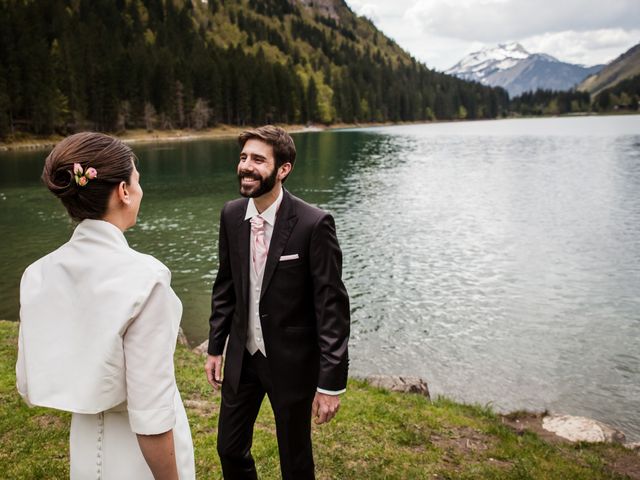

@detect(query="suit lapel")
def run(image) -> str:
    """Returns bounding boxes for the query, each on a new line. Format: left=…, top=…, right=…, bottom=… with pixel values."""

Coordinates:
left=261, top=191, right=298, bottom=299
left=237, top=202, right=251, bottom=308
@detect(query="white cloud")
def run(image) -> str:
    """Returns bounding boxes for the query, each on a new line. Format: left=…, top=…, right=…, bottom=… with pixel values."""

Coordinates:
left=404, top=0, right=640, bottom=41
left=522, top=29, right=640, bottom=66
left=346, top=0, right=383, bottom=22
left=345, top=0, right=640, bottom=70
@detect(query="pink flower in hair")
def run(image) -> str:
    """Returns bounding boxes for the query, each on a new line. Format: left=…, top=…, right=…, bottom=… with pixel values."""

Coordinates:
left=85, top=167, right=98, bottom=180
left=73, top=163, right=96, bottom=186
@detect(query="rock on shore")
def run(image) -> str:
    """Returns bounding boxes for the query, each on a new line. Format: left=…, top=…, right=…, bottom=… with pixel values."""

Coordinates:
left=193, top=339, right=209, bottom=356
left=542, top=414, right=626, bottom=444
left=363, top=375, right=431, bottom=398
left=177, top=327, right=189, bottom=347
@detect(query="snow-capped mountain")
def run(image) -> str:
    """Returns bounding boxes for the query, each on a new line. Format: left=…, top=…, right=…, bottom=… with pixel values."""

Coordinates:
left=446, top=43, right=603, bottom=97
left=447, top=43, right=530, bottom=82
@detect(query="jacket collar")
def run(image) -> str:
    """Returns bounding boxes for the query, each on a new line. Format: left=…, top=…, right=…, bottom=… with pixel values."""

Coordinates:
left=260, top=190, right=298, bottom=298
left=71, top=219, right=129, bottom=248
left=244, top=187, right=284, bottom=226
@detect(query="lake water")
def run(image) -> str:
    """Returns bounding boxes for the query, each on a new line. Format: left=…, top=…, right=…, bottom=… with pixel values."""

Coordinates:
left=1, top=115, right=639, bottom=441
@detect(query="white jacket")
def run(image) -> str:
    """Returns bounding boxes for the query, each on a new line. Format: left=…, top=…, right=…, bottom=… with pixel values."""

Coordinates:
left=16, top=219, right=183, bottom=435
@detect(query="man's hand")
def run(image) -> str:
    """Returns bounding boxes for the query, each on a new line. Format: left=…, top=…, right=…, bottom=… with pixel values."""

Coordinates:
left=205, top=354, right=223, bottom=390
left=312, top=392, right=340, bottom=425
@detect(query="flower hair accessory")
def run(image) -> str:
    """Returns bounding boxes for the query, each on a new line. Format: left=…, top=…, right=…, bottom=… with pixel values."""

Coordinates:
left=73, top=163, right=98, bottom=187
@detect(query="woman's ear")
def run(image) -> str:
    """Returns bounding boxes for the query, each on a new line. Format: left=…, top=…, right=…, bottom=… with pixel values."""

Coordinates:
left=117, top=181, right=131, bottom=205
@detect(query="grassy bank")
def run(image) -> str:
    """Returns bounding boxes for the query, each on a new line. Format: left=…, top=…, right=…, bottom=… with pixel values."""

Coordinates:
left=0, top=320, right=636, bottom=479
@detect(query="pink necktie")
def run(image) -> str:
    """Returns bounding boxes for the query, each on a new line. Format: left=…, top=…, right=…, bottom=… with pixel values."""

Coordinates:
left=251, top=215, right=268, bottom=274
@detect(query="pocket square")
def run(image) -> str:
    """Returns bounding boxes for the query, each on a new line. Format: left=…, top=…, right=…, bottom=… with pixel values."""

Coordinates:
left=279, top=254, right=300, bottom=261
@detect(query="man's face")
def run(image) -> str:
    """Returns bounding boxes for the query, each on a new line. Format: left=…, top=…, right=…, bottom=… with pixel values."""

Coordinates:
left=237, top=139, right=278, bottom=198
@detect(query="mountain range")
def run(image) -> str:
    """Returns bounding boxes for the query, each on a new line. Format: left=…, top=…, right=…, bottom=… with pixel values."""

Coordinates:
left=579, top=43, right=640, bottom=96
left=446, top=43, right=603, bottom=98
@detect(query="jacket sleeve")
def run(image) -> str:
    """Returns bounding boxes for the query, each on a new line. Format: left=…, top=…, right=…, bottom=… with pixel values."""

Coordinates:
left=208, top=204, right=236, bottom=355
left=310, top=213, right=350, bottom=392
left=124, top=270, right=180, bottom=435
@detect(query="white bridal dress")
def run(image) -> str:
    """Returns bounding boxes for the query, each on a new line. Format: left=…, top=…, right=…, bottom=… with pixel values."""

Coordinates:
left=16, top=219, right=195, bottom=479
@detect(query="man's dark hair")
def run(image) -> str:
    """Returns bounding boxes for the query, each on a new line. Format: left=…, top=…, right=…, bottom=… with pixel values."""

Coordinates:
left=238, top=125, right=296, bottom=182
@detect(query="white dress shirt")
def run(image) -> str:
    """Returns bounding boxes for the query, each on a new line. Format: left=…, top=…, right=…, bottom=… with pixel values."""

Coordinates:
left=245, top=188, right=283, bottom=356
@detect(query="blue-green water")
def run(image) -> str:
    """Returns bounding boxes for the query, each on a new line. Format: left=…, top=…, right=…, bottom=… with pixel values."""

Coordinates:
left=2, top=115, right=639, bottom=440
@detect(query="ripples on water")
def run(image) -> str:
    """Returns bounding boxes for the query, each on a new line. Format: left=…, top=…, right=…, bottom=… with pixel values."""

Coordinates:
left=1, top=116, right=639, bottom=440
left=330, top=117, right=640, bottom=441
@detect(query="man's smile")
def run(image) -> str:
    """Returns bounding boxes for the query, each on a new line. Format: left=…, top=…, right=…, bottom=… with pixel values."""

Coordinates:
left=240, top=176, right=259, bottom=187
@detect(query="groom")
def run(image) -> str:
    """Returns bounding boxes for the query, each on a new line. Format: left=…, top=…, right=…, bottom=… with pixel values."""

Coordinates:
left=205, top=126, right=350, bottom=479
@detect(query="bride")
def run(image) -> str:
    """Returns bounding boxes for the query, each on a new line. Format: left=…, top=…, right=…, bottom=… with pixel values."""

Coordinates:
left=16, top=132, right=195, bottom=479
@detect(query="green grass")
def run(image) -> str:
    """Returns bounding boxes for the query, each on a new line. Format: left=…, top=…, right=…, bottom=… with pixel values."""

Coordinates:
left=1, top=320, right=634, bottom=479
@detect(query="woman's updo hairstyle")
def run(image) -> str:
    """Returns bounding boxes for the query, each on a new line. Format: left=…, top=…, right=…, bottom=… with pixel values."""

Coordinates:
left=42, top=132, right=136, bottom=221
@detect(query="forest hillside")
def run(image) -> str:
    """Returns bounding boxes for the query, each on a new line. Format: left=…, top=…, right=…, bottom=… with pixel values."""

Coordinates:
left=0, top=0, right=510, bottom=137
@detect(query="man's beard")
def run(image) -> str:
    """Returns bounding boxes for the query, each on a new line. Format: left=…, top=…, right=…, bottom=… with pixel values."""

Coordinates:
left=238, top=166, right=278, bottom=198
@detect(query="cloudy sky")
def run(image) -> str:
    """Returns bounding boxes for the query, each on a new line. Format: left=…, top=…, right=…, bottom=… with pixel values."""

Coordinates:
left=344, top=0, right=640, bottom=71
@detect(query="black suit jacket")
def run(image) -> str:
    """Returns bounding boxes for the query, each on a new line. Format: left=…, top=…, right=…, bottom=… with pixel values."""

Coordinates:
left=208, top=190, right=350, bottom=402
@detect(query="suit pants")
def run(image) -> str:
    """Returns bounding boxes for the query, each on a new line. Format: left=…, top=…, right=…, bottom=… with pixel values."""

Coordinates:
left=217, top=350, right=315, bottom=480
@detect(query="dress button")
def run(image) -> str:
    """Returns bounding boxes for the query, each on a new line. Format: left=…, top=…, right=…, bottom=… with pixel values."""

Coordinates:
left=257, top=337, right=261, bottom=342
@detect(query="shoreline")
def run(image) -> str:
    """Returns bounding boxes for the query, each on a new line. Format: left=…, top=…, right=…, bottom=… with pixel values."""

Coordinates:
left=0, top=121, right=403, bottom=152
left=3, top=114, right=628, bottom=152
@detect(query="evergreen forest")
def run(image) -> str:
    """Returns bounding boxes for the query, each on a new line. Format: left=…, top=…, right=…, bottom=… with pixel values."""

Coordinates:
left=592, top=75, right=640, bottom=112
left=0, top=0, right=510, bottom=138
left=509, top=90, right=592, bottom=116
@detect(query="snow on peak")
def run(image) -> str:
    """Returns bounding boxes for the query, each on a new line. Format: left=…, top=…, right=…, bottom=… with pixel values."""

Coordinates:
left=447, top=42, right=531, bottom=77
left=445, top=42, right=598, bottom=97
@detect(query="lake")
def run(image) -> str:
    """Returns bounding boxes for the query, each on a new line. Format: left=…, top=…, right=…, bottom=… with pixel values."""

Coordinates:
left=1, top=115, right=639, bottom=441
